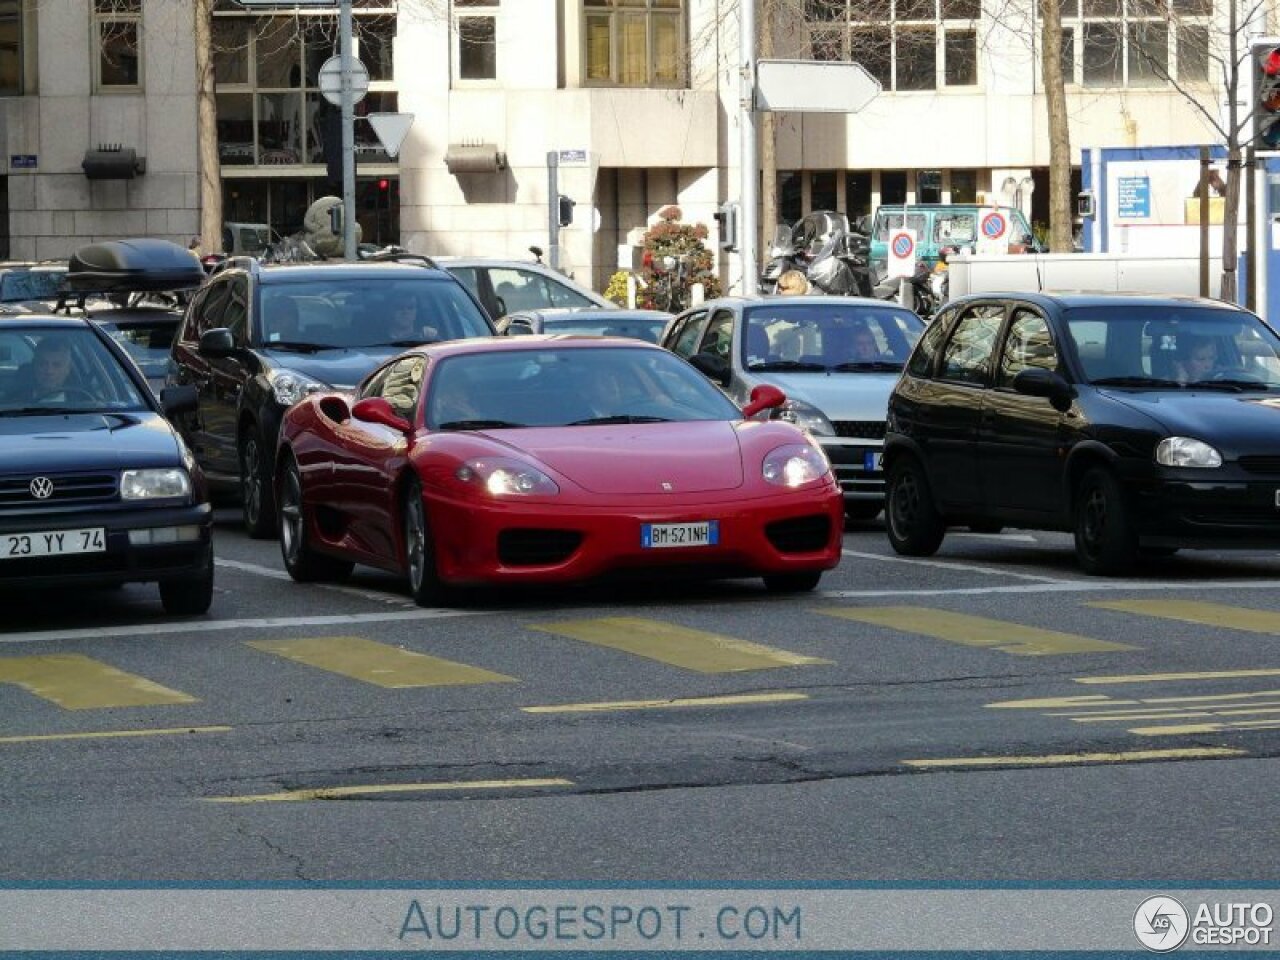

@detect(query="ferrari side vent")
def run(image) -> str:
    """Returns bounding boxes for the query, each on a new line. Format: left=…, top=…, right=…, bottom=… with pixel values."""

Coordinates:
left=498, top=528, right=583, bottom=566
left=765, top=515, right=832, bottom=554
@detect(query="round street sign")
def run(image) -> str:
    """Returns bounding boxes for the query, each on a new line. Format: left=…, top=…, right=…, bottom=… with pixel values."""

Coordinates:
left=980, top=210, right=1008, bottom=240
left=318, top=55, right=369, bottom=106
left=891, top=231, right=915, bottom=259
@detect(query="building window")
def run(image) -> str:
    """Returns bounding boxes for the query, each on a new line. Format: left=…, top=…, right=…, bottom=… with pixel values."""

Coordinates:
left=455, top=0, right=497, bottom=81
left=1063, top=0, right=1210, bottom=88
left=584, top=0, right=685, bottom=88
left=0, top=0, right=21, bottom=95
left=845, top=171, right=872, bottom=217
left=212, top=6, right=398, bottom=168
left=805, top=0, right=978, bottom=92
left=95, top=0, right=142, bottom=90
left=949, top=169, right=977, bottom=203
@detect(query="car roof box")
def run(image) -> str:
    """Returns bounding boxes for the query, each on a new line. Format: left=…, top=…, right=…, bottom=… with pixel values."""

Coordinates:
left=65, top=239, right=205, bottom=294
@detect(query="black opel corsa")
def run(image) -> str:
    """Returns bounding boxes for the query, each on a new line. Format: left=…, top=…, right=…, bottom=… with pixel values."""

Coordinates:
left=884, top=292, right=1280, bottom=575
left=0, top=318, right=213, bottom=613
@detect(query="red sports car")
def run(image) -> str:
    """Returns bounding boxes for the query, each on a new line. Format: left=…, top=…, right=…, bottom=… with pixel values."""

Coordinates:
left=275, top=336, right=843, bottom=605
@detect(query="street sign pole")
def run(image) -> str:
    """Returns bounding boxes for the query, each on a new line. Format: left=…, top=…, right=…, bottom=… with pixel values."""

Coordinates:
left=340, top=0, right=356, bottom=261
left=739, top=0, right=758, bottom=295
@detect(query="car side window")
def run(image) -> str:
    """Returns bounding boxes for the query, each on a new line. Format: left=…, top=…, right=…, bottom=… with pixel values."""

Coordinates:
left=545, top=276, right=595, bottom=308
left=180, top=287, right=208, bottom=343
left=222, top=276, right=250, bottom=347
left=997, top=308, right=1059, bottom=389
left=490, top=268, right=551, bottom=313
left=698, top=310, right=734, bottom=360
left=669, top=311, right=707, bottom=358
left=907, top=311, right=952, bottom=378
left=940, top=303, right=1004, bottom=385
left=199, top=279, right=232, bottom=337
left=448, top=267, right=482, bottom=299
left=369, top=356, right=427, bottom=419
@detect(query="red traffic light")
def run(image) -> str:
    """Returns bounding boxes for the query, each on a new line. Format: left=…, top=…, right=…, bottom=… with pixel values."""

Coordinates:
left=378, top=178, right=389, bottom=191
left=1263, top=47, right=1280, bottom=76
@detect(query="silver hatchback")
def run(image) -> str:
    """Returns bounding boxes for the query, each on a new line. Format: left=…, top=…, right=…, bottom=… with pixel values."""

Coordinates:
left=661, top=295, right=925, bottom=519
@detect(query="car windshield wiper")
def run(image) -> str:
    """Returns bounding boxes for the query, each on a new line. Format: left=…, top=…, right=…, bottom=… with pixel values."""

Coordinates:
left=436, top=419, right=526, bottom=430
left=746, top=360, right=828, bottom=372
left=1091, top=376, right=1184, bottom=388
left=567, top=415, right=672, bottom=426
left=0, top=406, right=103, bottom=416
left=1187, top=378, right=1276, bottom=392
left=266, top=341, right=336, bottom=353
left=830, top=360, right=904, bottom=372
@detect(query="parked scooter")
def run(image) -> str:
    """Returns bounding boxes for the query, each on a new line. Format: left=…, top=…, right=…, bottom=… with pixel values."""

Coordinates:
left=761, top=211, right=874, bottom=296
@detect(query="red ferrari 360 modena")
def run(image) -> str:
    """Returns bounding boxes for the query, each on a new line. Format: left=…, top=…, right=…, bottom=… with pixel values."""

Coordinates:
left=275, top=336, right=843, bottom=605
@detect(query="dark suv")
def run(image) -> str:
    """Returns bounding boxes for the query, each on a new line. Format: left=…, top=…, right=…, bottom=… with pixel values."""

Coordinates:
left=166, top=258, right=495, bottom=537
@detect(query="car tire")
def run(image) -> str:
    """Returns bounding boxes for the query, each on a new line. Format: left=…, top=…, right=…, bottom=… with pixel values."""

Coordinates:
left=403, top=478, right=452, bottom=607
left=885, top=456, right=945, bottom=556
left=763, top=571, right=822, bottom=593
left=844, top=502, right=883, bottom=523
left=279, top=458, right=354, bottom=583
left=240, top=427, right=278, bottom=540
left=159, top=551, right=213, bottom=615
left=1073, top=466, right=1139, bottom=576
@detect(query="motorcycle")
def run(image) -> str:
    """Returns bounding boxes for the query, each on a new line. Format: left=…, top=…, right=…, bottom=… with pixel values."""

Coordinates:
left=761, top=211, right=874, bottom=297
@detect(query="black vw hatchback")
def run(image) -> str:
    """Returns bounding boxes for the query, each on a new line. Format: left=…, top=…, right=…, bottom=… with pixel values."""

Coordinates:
left=884, top=292, right=1280, bottom=574
left=0, top=318, right=213, bottom=612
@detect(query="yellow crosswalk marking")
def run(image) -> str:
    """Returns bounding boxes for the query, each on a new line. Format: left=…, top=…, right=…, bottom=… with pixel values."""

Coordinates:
left=988, top=695, right=1138, bottom=710
left=1091, top=599, right=1280, bottom=635
left=903, top=747, right=1245, bottom=769
left=0, top=654, right=196, bottom=710
left=819, top=607, right=1133, bottom=656
left=246, top=637, right=516, bottom=688
left=1078, top=669, right=1280, bottom=685
left=208, top=778, right=574, bottom=804
left=530, top=618, right=830, bottom=673
left=0, top=726, right=229, bottom=744
left=521, top=692, right=808, bottom=714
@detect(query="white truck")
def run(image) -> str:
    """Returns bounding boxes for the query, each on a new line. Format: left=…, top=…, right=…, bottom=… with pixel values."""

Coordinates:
left=945, top=251, right=1226, bottom=302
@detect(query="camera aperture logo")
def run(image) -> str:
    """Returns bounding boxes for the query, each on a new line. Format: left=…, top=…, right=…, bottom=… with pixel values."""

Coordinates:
left=1134, top=896, right=1189, bottom=952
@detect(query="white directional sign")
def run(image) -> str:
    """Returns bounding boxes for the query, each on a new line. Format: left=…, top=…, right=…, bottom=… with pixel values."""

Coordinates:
left=318, top=56, right=369, bottom=107
left=754, top=59, right=880, bottom=113
left=366, top=113, right=415, bottom=159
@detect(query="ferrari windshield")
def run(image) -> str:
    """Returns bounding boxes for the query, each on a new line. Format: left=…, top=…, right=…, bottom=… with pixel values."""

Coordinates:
left=0, top=326, right=150, bottom=414
left=1066, top=305, right=1280, bottom=388
left=426, top=346, right=742, bottom=429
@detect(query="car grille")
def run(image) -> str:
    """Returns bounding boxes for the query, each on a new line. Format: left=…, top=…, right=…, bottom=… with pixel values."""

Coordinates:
left=497, top=528, right=583, bottom=566
left=833, top=420, right=886, bottom=440
left=0, top=473, right=118, bottom=510
left=765, top=514, right=832, bottom=553
left=1237, top=456, right=1280, bottom=475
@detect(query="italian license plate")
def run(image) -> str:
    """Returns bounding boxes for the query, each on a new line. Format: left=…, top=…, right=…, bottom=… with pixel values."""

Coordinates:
left=1, top=528, right=106, bottom=559
left=641, top=521, right=719, bottom=549
left=863, top=450, right=884, bottom=471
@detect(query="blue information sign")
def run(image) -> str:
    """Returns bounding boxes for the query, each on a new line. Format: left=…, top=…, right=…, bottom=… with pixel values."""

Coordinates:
left=1117, top=176, right=1151, bottom=218
left=9, top=155, right=36, bottom=169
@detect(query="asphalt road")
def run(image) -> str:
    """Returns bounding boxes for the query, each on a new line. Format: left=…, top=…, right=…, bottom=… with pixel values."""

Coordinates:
left=2, top=509, right=1279, bottom=882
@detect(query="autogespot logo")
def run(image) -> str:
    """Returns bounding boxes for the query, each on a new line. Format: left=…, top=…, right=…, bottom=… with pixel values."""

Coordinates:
left=1134, top=896, right=1190, bottom=952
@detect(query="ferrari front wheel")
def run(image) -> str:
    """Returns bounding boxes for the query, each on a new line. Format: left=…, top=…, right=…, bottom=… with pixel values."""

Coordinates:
left=279, top=459, right=353, bottom=583
left=403, top=478, right=451, bottom=607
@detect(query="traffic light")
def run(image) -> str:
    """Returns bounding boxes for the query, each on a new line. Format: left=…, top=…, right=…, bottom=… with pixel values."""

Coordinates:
left=378, top=178, right=389, bottom=191
left=557, top=194, right=575, bottom=227
left=713, top=202, right=739, bottom=252
left=1254, top=40, right=1280, bottom=150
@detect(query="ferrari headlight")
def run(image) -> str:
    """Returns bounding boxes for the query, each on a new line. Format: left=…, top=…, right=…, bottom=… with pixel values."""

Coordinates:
left=120, top=468, right=191, bottom=500
left=763, top=443, right=830, bottom=487
left=269, top=368, right=328, bottom=407
left=455, top=458, right=560, bottom=496
left=773, top=399, right=836, bottom=437
left=1155, top=436, right=1222, bottom=468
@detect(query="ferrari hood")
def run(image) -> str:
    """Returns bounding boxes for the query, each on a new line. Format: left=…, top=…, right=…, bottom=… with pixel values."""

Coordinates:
left=489, top=420, right=745, bottom=494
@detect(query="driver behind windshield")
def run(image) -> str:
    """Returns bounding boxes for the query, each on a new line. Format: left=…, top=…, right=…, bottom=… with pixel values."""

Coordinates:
left=8, top=335, right=76, bottom=401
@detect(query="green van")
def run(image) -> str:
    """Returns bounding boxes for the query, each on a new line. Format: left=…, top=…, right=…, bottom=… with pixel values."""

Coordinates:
left=868, top=204, right=1041, bottom=273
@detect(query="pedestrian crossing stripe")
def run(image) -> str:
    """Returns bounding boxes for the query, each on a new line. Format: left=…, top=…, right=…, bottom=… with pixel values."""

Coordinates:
left=817, top=607, right=1134, bottom=655
left=1090, top=599, right=1280, bottom=635
left=0, top=654, right=196, bottom=710
left=529, top=617, right=831, bottom=673
left=245, top=637, right=516, bottom=688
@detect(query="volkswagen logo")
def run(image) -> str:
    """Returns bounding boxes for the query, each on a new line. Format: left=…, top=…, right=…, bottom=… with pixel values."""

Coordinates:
left=28, top=476, right=54, bottom=500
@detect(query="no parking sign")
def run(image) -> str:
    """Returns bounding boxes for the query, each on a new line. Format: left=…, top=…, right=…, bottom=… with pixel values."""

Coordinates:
left=976, top=209, right=1009, bottom=253
left=887, top=228, right=917, bottom=279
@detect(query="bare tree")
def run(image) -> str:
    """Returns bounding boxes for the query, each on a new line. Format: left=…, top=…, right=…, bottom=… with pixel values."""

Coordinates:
left=1039, top=0, right=1072, bottom=253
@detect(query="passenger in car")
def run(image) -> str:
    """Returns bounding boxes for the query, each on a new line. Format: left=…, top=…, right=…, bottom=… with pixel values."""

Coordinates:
left=1174, top=335, right=1217, bottom=384
left=6, top=336, right=77, bottom=401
